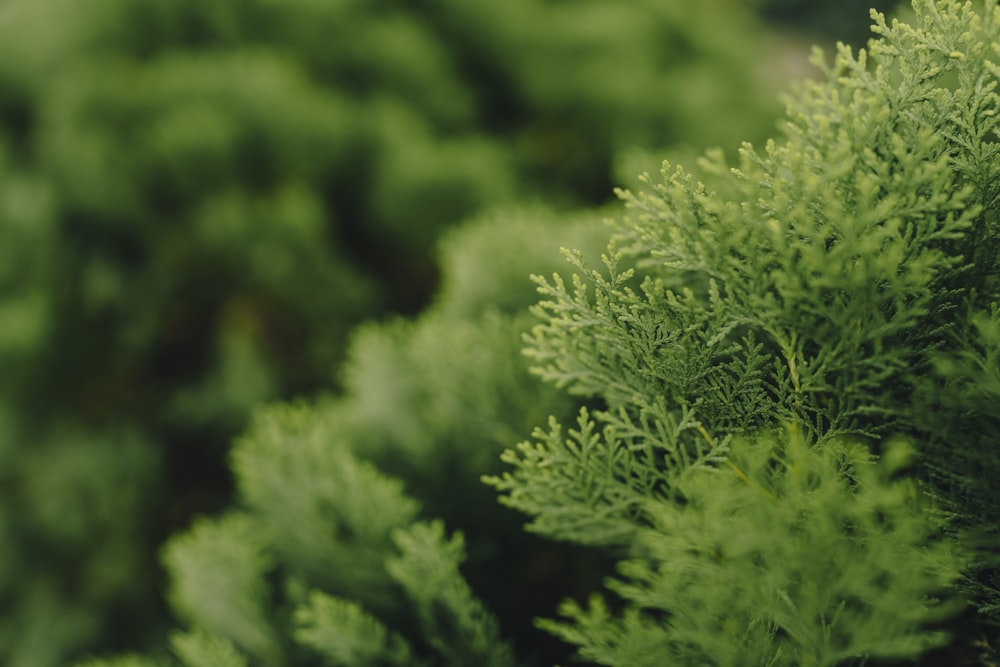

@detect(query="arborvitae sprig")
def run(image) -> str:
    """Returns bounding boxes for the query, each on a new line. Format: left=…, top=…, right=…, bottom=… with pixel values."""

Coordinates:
left=492, top=0, right=1000, bottom=661
left=69, top=2, right=1000, bottom=665
left=229, top=405, right=421, bottom=610
left=523, top=243, right=777, bottom=433
left=386, top=521, right=517, bottom=667
left=293, top=593, right=420, bottom=667
left=915, top=303, right=1000, bottom=622
left=162, top=513, right=280, bottom=663
left=486, top=405, right=729, bottom=548
left=145, top=405, right=515, bottom=667
left=538, top=428, right=964, bottom=667
left=515, top=0, right=997, bottom=451
left=171, top=630, right=248, bottom=667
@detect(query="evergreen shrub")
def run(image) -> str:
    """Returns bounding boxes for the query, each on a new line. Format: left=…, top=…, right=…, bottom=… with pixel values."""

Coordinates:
left=76, top=0, right=1000, bottom=665
left=0, top=1, right=788, bottom=664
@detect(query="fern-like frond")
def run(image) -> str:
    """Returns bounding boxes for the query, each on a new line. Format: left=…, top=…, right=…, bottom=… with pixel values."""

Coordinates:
left=293, top=593, right=418, bottom=667
left=541, top=430, right=965, bottom=667
left=162, top=513, right=281, bottom=664
left=386, top=521, right=516, bottom=667
left=171, top=630, right=248, bottom=667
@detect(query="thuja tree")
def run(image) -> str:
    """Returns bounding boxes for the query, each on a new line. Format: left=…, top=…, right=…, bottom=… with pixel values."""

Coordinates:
left=73, top=207, right=612, bottom=667
left=0, top=1, right=788, bottom=664
left=492, top=0, right=1000, bottom=663
left=76, top=1, right=999, bottom=666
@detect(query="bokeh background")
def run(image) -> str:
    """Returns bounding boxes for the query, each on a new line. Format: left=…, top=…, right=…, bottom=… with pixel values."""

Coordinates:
left=0, top=1, right=897, bottom=665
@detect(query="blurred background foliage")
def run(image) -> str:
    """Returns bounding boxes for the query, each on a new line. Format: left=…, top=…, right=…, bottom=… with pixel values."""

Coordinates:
left=0, top=0, right=899, bottom=664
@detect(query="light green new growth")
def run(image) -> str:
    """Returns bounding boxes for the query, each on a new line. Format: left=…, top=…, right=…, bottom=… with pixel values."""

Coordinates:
left=171, top=630, right=248, bottom=667
left=294, top=593, right=417, bottom=667
left=162, top=514, right=280, bottom=663
left=386, top=521, right=516, bottom=667
left=539, top=428, right=963, bottom=666
left=230, top=404, right=420, bottom=609
left=75, top=658, right=161, bottom=667
left=489, top=0, right=1000, bottom=663
left=69, top=1, right=1000, bottom=665
left=82, top=392, right=521, bottom=667
left=487, top=404, right=728, bottom=547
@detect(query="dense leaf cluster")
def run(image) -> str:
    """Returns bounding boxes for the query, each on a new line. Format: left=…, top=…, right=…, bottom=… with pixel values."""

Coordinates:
left=72, top=209, right=610, bottom=667
left=0, top=1, right=789, bottom=664
left=492, top=1, right=1000, bottom=663
left=72, top=1, right=1000, bottom=666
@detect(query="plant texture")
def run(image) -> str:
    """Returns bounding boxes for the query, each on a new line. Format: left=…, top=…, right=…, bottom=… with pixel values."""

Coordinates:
left=490, top=0, right=1000, bottom=662
left=73, top=0, right=1000, bottom=666
left=71, top=208, right=609, bottom=667
left=0, top=1, right=788, bottom=664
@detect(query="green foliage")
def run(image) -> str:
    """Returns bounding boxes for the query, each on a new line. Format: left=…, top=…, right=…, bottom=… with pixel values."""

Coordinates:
left=334, top=311, right=569, bottom=495
left=521, top=0, right=1000, bottom=443
left=0, top=424, right=160, bottom=667
left=0, top=1, right=789, bottom=663
left=489, top=0, right=1000, bottom=662
left=916, top=306, right=1000, bottom=619
left=163, top=514, right=280, bottom=663
left=486, top=405, right=727, bottom=548
left=127, top=415, right=514, bottom=667
left=432, top=206, right=613, bottom=320
left=294, top=593, right=418, bottom=667
left=76, top=658, right=163, bottom=667
left=329, top=209, right=610, bottom=508
left=230, top=404, right=420, bottom=609
left=171, top=630, right=247, bottom=667
left=57, top=1, right=1000, bottom=666
left=74, top=205, right=601, bottom=667
left=538, top=429, right=963, bottom=666
left=386, top=521, right=516, bottom=667
left=166, top=427, right=423, bottom=666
